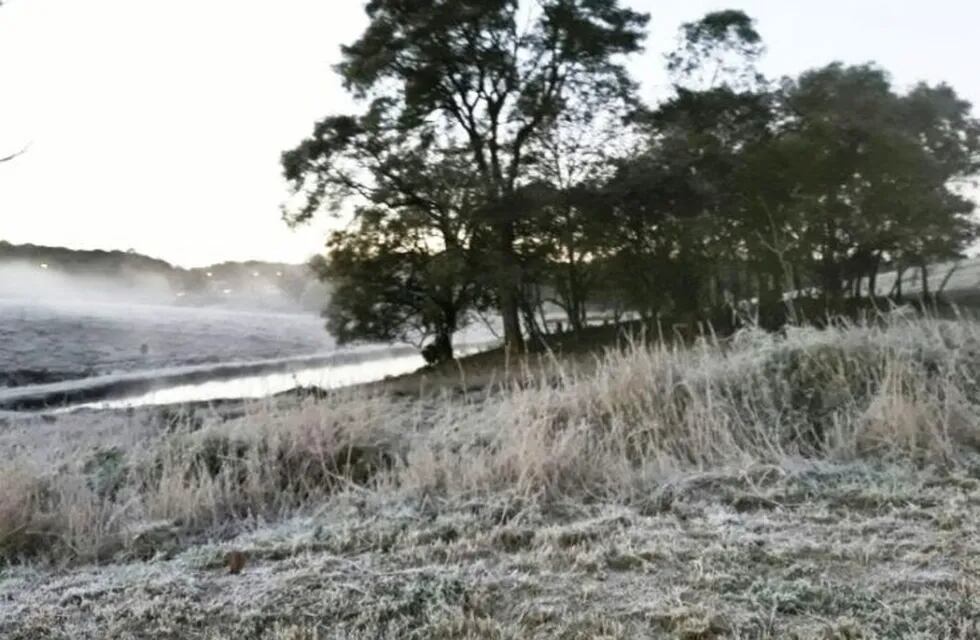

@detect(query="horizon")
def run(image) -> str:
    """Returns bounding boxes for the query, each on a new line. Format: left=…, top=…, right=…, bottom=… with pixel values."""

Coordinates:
left=0, top=239, right=309, bottom=270
left=2, top=0, right=980, bottom=267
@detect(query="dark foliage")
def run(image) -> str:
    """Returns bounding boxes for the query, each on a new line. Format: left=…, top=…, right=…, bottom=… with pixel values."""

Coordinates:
left=283, top=6, right=980, bottom=356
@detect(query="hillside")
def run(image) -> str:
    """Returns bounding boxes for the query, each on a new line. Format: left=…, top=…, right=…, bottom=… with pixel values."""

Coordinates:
left=0, top=241, right=328, bottom=312
left=3, top=315, right=980, bottom=638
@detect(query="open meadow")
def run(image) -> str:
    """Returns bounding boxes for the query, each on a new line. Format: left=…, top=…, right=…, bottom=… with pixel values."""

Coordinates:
left=0, top=298, right=334, bottom=388
left=3, top=313, right=980, bottom=639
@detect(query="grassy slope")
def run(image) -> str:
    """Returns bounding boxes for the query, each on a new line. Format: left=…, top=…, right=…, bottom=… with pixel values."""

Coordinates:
left=4, top=314, right=980, bottom=638
left=377, top=320, right=650, bottom=396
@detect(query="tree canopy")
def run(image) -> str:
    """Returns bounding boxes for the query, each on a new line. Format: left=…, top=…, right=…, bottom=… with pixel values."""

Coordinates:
left=285, top=0, right=649, bottom=356
left=284, top=5, right=980, bottom=360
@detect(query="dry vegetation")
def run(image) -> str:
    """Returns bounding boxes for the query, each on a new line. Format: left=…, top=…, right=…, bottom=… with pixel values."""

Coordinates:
left=4, top=312, right=980, bottom=638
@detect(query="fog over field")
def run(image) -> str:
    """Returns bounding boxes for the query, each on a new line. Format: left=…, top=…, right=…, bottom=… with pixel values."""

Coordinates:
left=0, top=298, right=335, bottom=386
left=0, top=257, right=500, bottom=413
left=0, top=258, right=342, bottom=388
left=0, top=261, right=174, bottom=304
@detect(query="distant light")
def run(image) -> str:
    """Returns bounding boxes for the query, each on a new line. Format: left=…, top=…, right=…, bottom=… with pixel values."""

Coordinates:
left=222, top=288, right=232, bottom=294
left=176, top=292, right=186, bottom=297
left=206, top=272, right=213, bottom=278
left=276, top=271, right=283, bottom=277
left=252, top=271, right=260, bottom=277
left=39, top=263, right=48, bottom=269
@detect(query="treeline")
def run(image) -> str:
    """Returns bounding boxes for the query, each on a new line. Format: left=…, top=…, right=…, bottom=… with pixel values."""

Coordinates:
left=283, top=3, right=980, bottom=363
left=0, top=241, right=175, bottom=277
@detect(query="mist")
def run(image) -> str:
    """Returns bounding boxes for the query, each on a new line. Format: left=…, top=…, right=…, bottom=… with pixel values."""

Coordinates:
left=0, top=261, right=175, bottom=306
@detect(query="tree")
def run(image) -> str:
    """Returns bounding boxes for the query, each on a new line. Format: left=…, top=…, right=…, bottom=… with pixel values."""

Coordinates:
left=758, top=64, right=980, bottom=307
left=655, top=13, right=979, bottom=318
left=599, top=87, right=775, bottom=320
left=519, top=104, right=632, bottom=334
left=579, top=10, right=774, bottom=323
left=312, top=211, right=482, bottom=365
left=283, top=105, right=486, bottom=363
left=284, top=5, right=980, bottom=347
left=286, top=0, right=649, bottom=354
left=667, top=10, right=764, bottom=91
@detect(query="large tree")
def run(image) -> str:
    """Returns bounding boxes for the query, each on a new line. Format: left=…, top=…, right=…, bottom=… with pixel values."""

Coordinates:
left=284, top=0, right=648, bottom=354
left=606, top=12, right=979, bottom=323
left=518, top=103, right=633, bottom=334
left=283, top=103, right=486, bottom=363
left=596, top=10, right=773, bottom=320
left=312, top=215, right=481, bottom=365
left=758, top=65, right=980, bottom=305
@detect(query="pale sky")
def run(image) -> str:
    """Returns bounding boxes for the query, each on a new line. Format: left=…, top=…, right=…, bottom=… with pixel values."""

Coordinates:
left=1, top=0, right=978, bottom=267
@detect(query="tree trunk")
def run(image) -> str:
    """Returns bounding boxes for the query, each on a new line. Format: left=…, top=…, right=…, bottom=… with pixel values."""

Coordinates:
left=868, top=254, right=881, bottom=299
left=759, top=269, right=786, bottom=331
left=499, top=286, right=523, bottom=354
left=791, top=264, right=802, bottom=298
left=422, top=330, right=454, bottom=366
left=559, top=278, right=584, bottom=334
left=821, top=259, right=844, bottom=314
left=893, top=266, right=905, bottom=301
left=566, top=304, right=583, bottom=334
left=937, top=262, right=959, bottom=298
left=495, top=221, right=524, bottom=355
left=519, top=290, right=545, bottom=348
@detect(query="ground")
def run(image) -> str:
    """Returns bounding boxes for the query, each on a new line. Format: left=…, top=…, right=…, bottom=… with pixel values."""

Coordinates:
left=3, top=316, right=980, bottom=638
left=4, top=464, right=979, bottom=639
left=0, top=298, right=333, bottom=386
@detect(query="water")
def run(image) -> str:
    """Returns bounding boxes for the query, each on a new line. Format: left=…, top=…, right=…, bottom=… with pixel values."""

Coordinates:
left=71, top=351, right=429, bottom=410
left=1, top=295, right=499, bottom=412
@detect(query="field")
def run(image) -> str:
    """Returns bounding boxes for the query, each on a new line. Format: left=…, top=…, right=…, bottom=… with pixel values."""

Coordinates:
left=0, top=298, right=334, bottom=387
left=3, top=313, right=980, bottom=638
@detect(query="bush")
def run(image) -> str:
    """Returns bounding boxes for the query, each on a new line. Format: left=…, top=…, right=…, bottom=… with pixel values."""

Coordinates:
left=0, top=469, right=56, bottom=562
left=83, top=447, right=128, bottom=500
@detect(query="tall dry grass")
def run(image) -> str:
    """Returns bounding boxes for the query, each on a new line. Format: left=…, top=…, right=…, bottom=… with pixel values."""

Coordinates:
left=4, top=312, right=980, bottom=564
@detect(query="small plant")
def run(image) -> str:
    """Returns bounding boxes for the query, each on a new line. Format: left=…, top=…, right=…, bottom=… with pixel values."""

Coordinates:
left=82, top=447, right=128, bottom=500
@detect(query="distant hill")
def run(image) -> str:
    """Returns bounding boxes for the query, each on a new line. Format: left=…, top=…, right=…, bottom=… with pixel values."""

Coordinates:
left=0, top=241, right=330, bottom=312
left=0, top=241, right=175, bottom=277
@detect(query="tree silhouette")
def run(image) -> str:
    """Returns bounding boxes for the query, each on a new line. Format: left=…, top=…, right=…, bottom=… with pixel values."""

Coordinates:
left=285, top=0, right=649, bottom=354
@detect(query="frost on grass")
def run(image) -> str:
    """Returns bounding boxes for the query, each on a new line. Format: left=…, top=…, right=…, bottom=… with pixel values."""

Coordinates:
left=3, top=317, right=980, bottom=638
left=0, top=298, right=334, bottom=385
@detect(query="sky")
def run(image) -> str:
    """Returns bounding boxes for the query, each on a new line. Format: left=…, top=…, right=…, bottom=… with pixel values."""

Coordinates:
left=0, top=0, right=978, bottom=267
